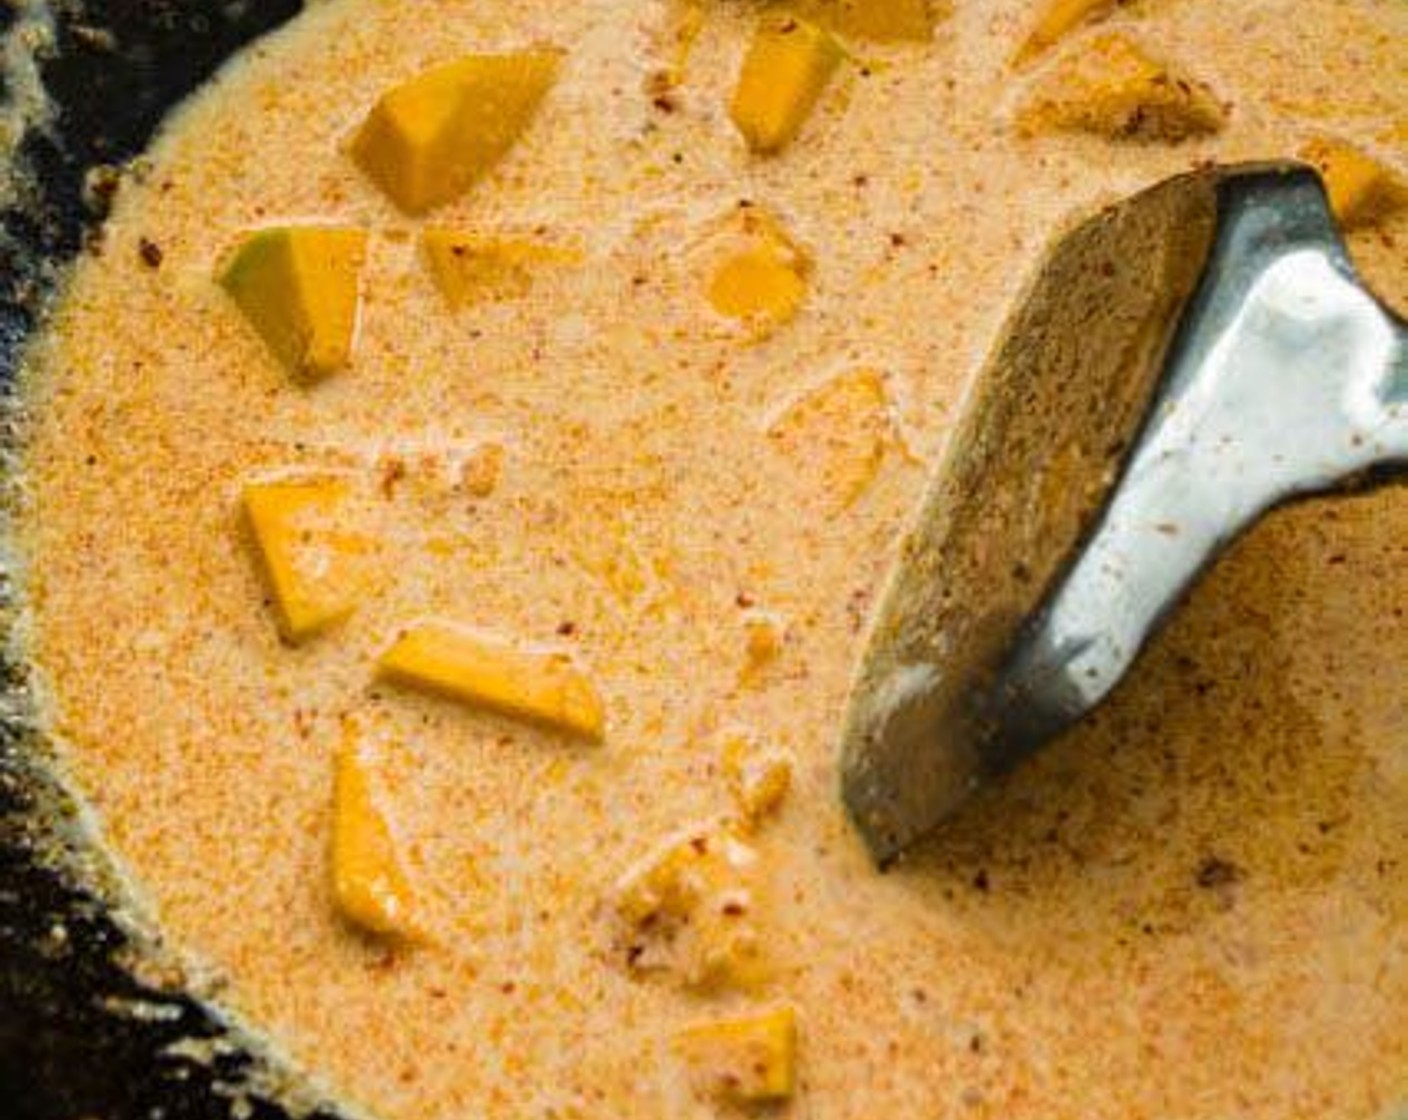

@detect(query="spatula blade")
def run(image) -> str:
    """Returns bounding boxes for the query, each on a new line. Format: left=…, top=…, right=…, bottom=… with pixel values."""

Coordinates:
left=840, top=169, right=1222, bottom=864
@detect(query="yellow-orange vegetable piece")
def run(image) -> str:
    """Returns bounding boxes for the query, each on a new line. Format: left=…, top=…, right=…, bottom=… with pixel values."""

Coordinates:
left=378, top=621, right=605, bottom=742
left=674, top=1008, right=798, bottom=1103
left=722, top=730, right=793, bottom=823
left=769, top=368, right=891, bottom=510
left=615, top=822, right=766, bottom=990
left=219, top=227, right=366, bottom=381
left=1017, top=32, right=1226, bottom=142
left=706, top=208, right=811, bottom=336
left=421, top=230, right=579, bottom=308
left=1301, top=137, right=1406, bottom=229
left=616, top=828, right=722, bottom=926
left=243, top=478, right=363, bottom=643
left=709, top=249, right=807, bottom=327
left=351, top=51, right=561, bottom=214
left=740, top=610, right=784, bottom=686
left=730, top=15, right=844, bottom=154
left=331, top=742, right=419, bottom=939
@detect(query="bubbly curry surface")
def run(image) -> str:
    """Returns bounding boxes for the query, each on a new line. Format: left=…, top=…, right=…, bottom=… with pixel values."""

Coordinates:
left=16, top=0, right=1408, bottom=1117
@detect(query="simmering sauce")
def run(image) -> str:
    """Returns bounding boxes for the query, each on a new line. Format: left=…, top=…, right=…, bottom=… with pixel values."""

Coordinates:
left=16, top=1, right=1408, bottom=1116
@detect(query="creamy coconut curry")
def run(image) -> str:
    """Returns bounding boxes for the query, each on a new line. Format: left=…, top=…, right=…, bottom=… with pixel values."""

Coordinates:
left=14, top=0, right=1408, bottom=1116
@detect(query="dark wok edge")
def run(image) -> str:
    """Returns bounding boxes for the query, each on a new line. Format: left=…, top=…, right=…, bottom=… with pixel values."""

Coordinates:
left=0, top=3, right=350, bottom=1118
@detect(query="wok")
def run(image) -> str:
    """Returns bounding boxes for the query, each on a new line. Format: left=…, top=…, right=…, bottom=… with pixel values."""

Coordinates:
left=2, top=4, right=1403, bottom=1118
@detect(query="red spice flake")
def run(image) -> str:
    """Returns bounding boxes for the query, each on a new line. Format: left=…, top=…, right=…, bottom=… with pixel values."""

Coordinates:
left=1195, top=855, right=1242, bottom=889
left=364, top=949, right=398, bottom=973
left=379, top=456, right=408, bottom=498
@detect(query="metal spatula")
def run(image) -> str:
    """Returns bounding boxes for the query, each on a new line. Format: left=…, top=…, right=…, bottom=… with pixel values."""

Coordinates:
left=841, top=162, right=1408, bottom=865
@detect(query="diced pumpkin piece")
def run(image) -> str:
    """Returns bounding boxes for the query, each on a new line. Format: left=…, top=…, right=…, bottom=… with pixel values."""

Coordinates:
left=768, top=368, right=891, bottom=510
left=730, top=15, right=844, bottom=155
left=791, top=0, right=945, bottom=42
left=649, top=0, right=707, bottom=92
left=615, top=830, right=712, bottom=926
left=616, top=824, right=755, bottom=923
left=1016, top=32, right=1226, bottom=142
left=378, top=620, right=605, bottom=742
left=739, top=609, right=785, bottom=687
left=722, top=730, right=793, bottom=823
left=674, top=1008, right=798, bottom=1104
left=1301, top=137, right=1407, bottom=229
left=705, top=207, right=812, bottom=337
left=1012, top=0, right=1119, bottom=68
left=615, top=822, right=767, bottom=990
left=422, top=230, right=579, bottom=308
left=743, top=609, right=783, bottom=669
left=709, top=250, right=807, bottom=330
left=243, top=478, right=365, bottom=643
left=351, top=51, right=561, bottom=214
left=219, top=227, right=366, bottom=381
left=331, top=742, right=419, bottom=939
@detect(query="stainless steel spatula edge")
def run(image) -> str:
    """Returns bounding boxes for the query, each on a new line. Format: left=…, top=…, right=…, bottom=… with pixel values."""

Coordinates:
left=841, top=162, right=1408, bottom=865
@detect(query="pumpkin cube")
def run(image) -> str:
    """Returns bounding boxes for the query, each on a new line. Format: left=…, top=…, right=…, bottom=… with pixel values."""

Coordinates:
left=1302, top=136, right=1406, bottom=229
left=674, top=1008, right=798, bottom=1104
left=722, top=730, right=793, bottom=823
left=704, top=207, right=812, bottom=338
left=219, top=227, right=366, bottom=381
left=768, top=368, right=891, bottom=510
left=351, top=51, right=561, bottom=214
left=422, top=230, right=579, bottom=307
left=331, top=742, right=419, bottom=939
left=243, top=477, right=365, bottom=643
left=730, top=15, right=844, bottom=154
left=378, top=621, right=605, bottom=742
left=1016, top=32, right=1226, bottom=142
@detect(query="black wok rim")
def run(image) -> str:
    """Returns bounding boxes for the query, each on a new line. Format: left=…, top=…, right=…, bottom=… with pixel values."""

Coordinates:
left=0, top=3, right=350, bottom=1118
